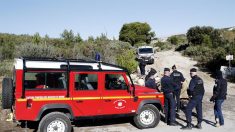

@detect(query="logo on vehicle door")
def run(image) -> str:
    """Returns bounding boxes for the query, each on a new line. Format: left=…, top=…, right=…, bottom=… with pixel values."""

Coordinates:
left=114, top=99, right=126, bottom=109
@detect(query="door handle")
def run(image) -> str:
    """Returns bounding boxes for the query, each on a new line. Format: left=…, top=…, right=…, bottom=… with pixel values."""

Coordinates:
left=76, top=100, right=83, bottom=103
left=104, top=99, right=111, bottom=102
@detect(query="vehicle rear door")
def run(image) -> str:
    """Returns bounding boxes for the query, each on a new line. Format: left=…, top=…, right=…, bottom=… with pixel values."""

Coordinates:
left=71, top=71, right=102, bottom=116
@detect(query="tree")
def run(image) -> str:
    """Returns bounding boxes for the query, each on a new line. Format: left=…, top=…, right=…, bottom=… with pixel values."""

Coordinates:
left=202, top=35, right=212, bottom=47
left=88, top=36, right=94, bottom=42
left=187, top=26, right=223, bottom=47
left=119, top=22, right=155, bottom=46
left=74, top=33, right=83, bottom=43
left=44, top=34, right=50, bottom=44
left=61, top=29, right=75, bottom=46
left=32, top=32, right=41, bottom=44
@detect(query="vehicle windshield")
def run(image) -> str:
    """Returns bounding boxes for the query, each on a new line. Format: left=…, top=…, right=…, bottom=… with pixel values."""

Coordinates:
left=139, top=48, right=153, bottom=54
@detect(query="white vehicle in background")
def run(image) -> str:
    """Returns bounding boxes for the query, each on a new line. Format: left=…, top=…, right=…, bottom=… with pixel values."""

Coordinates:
left=137, top=46, right=155, bottom=64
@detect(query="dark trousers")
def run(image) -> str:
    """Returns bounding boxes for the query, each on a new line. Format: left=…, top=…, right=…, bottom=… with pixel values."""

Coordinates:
left=173, top=89, right=181, bottom=110
left=139, top=65, right=145, bottom=75
left=214, top=99, right=224, bottom=125
left=164, top=93, right=176, bottom=124
left=186, top=95, right=203, bottom=124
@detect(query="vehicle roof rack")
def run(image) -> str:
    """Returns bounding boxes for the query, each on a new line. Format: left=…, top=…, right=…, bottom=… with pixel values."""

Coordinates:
left=19, top=57, right=127, bottom=71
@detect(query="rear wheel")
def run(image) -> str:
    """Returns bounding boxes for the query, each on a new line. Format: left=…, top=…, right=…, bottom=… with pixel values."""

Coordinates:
left=134, top=104, right=160, bottom=129
left=38, top=112, right=72, bottom=132
left=2, top=78, right=14, bottom=109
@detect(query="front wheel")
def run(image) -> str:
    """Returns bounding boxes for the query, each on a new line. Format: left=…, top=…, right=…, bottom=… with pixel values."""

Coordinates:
left=134, top=104, right=160, bottom=129
left=38, top=112, right=72, bottom=132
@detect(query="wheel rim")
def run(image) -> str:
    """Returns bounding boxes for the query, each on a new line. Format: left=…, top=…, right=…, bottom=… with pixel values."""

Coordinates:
left=139, top=109, right=155, bottom=125
left=47, top=119, right=66, bottom=132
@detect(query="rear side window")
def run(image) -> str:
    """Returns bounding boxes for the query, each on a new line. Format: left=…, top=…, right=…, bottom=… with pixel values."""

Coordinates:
left=24, top=72, right=67, bottom=90
left=75, top=73, right=98, bottom=90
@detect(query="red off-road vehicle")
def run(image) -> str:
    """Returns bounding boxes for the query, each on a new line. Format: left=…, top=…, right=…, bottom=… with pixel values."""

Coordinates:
left=1, top=58, right=164, bottom=132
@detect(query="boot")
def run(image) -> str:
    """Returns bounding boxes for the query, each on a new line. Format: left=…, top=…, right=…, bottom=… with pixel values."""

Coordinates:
left=182, top=123, right=192, bottom=130
left=215, top=118, right=220, bottom=127
left=195, top=123, right=202, bottom=129
left=169, top=122, right=178, bottom=126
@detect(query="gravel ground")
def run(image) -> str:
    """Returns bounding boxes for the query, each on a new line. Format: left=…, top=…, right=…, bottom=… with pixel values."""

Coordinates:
left=1, top=50, right=235, bottom=132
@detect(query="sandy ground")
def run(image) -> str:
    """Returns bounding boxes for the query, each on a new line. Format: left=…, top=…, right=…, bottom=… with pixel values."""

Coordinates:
left=1, top=50, right=235, bottom=132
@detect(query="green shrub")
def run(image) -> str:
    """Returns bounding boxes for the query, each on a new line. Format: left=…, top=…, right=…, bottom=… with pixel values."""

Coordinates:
left=116, top=49, right=138, bottom=73
left=15, top=43, right=58, bottom=58
left=0, top=60, right=13, bottom=77
left=183, top=46, right=227, bottom=71
left=0, top=33, right=138, bottom=75
left=154, top=42, right=172, bottom=51
left=0, top=42, right=15, bottom=60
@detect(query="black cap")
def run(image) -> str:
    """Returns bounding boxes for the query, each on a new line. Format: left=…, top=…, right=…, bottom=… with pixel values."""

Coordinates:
left=190, top=68, right=197, bottom=72
left=164, top=68, right=170, bottom=72
left=149, top=68, right=157, bottom=75
left=172, top=65, right=176, bottom=69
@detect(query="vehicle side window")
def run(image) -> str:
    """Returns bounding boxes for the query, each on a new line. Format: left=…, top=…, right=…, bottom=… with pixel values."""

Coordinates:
left=24, top=72, right=67, bottom=90
left=105, top=74, right=128, bottom=90
left=75, top=73, right=98, bottom=90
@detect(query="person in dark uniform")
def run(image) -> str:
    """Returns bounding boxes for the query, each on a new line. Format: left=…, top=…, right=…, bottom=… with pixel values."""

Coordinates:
left=170, top=65, right=185, bottom=112
left=145, top=68, right=157, bottom=89
left=210, top=71, right=227, bottom=127
left=161, top=68, right=177, bottom=126
left=145, top=68, right=157, bottom=81
left=182, top=68, right=205, bottom=130
left=139, top=57, right=146, bottom=75
left=95, top=52, right=101, bottom=61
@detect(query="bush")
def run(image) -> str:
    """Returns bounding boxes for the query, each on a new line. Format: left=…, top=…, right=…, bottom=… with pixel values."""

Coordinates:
left=154, top=42, right=172, bottom=51
left=0, top=42, right=15, bottom=60
left=116, top=49, right=138, bottom=73
left=0, top=60, right=13, bottom=77
left=183, top=46, right=227, bottom=71
left=15, top=43, right=58, bottom=58
left=0, top=33, right=139, bottom=75
left=72, top=40, right=133, bottom=64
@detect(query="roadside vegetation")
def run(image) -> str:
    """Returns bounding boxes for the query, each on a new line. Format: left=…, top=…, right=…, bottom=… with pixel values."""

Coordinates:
left=154, top=41, right=172, bottom=51
left=0, top=22, right=160, bottom=76
left=0, top=32, right=137, bottom=76
left=159, top=26, right=235, bottom=76
left=184, top=26, right=235, bottom=72
left=1, top=23, right=234, bottom=77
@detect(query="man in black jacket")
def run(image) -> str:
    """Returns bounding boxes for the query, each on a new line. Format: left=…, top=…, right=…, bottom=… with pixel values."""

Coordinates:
left=170, top=65, right=185, bottom=112
left=182, top=68, right=205, bottom=130
left=139, top=57, right=146, bottom=75
left=145, top=68, right=157, bottom=89
left=161, top=68, right=177, bottom=126
left=210, top=71, right=227, bottom=127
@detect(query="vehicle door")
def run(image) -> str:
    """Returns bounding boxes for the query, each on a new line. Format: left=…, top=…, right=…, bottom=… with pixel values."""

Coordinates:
left=101, top=72, right=133, bottom=115
left=71, top=71, right=102, bottom=116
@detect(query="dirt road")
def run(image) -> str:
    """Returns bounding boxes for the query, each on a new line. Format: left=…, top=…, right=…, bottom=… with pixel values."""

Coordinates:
left=1, top=50, right=235, bottom=132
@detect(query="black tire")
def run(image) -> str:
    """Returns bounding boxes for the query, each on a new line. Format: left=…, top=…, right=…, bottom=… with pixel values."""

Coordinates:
left=134, top=104, right=160, bottom=129
left=2, top=78, right=14, bottom=109
left=38, top=112, right=72, bottom=132
left=150, top=59, right=154, bottom=64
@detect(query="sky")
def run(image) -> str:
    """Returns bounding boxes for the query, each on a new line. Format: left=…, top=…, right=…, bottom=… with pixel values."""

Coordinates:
left=0, top=0, right=235, bottom=39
